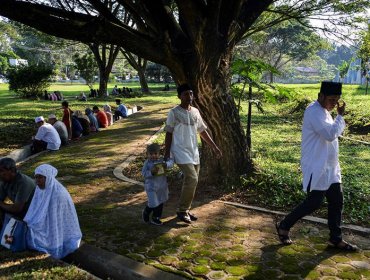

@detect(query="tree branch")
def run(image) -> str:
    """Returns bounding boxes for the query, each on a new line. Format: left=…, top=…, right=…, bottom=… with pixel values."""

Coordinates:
left=0, top=0, right=168, bottom=64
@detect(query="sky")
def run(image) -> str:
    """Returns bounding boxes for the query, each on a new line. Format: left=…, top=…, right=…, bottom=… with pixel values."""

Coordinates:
left=309, top=10, right=370, bottom=47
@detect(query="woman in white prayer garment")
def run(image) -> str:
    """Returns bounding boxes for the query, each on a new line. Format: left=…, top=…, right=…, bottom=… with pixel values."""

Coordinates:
left=24, top=164, right=82, bottom=259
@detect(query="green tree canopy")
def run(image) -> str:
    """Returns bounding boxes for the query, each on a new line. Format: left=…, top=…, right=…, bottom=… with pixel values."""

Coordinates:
left=7, top=64, right=53, bottom=98
left=73, top=51, right=98, bottom=89
left=358, top=29, right=370, bottom=74
left=237, top=20, right=329, bottom=82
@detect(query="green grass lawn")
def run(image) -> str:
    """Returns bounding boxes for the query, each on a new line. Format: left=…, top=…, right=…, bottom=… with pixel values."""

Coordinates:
left=0, top=82, right=176, bottom=156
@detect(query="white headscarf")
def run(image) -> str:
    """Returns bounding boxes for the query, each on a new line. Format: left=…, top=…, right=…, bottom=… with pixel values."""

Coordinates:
left=24, top=164, right=82, bottom=259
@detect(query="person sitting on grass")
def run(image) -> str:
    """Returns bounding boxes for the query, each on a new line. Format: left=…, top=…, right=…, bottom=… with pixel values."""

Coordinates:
left=77, top=92, right=87, bottom=102
left=73, top=110, right=90, bottom=136
left=48, top=114, right=68, bottom=146
left=112, top=85, right=119, bottom=95
left=50, top=91, right=58, bottom=101
left=71, top=114, right=84, bottom=140
left=31, top=116, right=61, bottom=154
left=85, top=108, right=99, bottom=132
left=141, top=143, right=174, bottom=226
left=93, top=105, right=108, bottom=128
left=24, top=164, right=82, bottom=259
left=0, top=158, right=36, bottom=227
left=103, top=104, right=114, bottom=126
left=113, top=99, right=128, bottom=121
left=43, top=90, right=49, bottom=100
left=61, top=101, right=72, bottom=140
left=54, top=91, right=63, bottom=101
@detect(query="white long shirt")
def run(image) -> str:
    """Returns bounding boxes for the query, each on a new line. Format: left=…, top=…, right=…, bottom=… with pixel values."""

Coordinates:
left=35, top=123, right=61, bottom=150
left=301, top=101, right=345, bottom=192
left=165, top=106, right=207, bottom=165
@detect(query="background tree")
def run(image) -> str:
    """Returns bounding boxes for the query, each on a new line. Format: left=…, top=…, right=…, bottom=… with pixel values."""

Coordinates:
left=0, top=20, right=19, bottom=75
left=145, top=62, right=172, bottom=84
left=231, top=58, right=278, bottom=157
left=358, top=29, right=370, bottom=94
left=0, top=0, right=368, bottom=183
left=11, top=22, right=69, bottom=67
left=121, top=50, right=149, bottom=93
left=7, top=64, right=53, bottom=98
left=237, top=20, right=329, bottom=83
left=0, top=20, right=18, bottom=53
left=0, top=50, right=18, bottom=75
left=318, top=44, right=354, bottom=67
left=338, top=60, right=350, bottom=81
left=89, top=43, right=120, bottom=96
left=73, top=51, right=98, bottom=89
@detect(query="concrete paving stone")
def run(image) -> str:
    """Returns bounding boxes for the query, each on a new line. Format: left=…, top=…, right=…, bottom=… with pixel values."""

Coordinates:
left=317, top=265, right=338, bottom=276
left=336, top=270, right=362, bottom=279
left=246, top=241, right=265, bottom=249
left=207, top=270, right=227, bottom=280
left=190, top=264, right=210, bottom=275
left=225, top=265, right=248, bottom=276
left=330, top=255, right=352, bottom=263
left=350, top=260, right=370, bottom=269
left=336, top=263, right=356, bottom=272
left=216, top=240, right=234, bottom=247
left=159, top=255, right=178, bottom=265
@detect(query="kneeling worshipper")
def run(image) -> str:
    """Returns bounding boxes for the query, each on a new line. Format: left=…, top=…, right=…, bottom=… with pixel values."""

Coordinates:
left=24, top=164, right=82, bottom=259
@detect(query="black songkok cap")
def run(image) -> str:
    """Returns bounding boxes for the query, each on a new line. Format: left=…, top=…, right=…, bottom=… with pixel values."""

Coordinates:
left=320, top=81, right=342, bottom=96
left=177, top=84, right=192, bottom=96
left=147, top=143, right=160, bottom=153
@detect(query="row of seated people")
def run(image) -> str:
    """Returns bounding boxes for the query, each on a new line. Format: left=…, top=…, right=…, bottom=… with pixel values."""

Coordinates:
left=43, top=90, right=64, bottom=101
left=31, top=99, right=129, bottom=154
left=111, top=85, right=134, bottom=97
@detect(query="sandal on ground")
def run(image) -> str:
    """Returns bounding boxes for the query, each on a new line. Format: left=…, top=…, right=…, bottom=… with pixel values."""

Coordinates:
left=327, top=240, right=359, bottom=252
left=275, top=222, right=293, bottom=245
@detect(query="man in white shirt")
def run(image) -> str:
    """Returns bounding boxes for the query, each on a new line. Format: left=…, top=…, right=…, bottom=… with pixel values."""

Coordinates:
left=31, top=116, right=61, bottom=153
left=164, top=84, right=222, bottom=223
left=276, top=81, right=357, bottom=251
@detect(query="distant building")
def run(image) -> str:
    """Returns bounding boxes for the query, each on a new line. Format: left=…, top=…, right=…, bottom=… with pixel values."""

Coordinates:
left=8, top=58, right=28, bottom=67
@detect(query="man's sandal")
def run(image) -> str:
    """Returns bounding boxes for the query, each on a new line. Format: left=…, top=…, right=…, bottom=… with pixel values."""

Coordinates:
left=275, top=222, right=293, bottom=245
left=328, top=240, right=359, bottom=252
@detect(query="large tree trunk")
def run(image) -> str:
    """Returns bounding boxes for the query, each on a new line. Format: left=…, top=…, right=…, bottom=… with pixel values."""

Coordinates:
left=98, top=68, right=109, bottom=96
left=137, top=68, right=149, bottom=93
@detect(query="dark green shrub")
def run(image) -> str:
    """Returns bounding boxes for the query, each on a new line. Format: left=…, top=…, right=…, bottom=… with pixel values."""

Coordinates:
left=7, top=64, right=53, bottom=98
